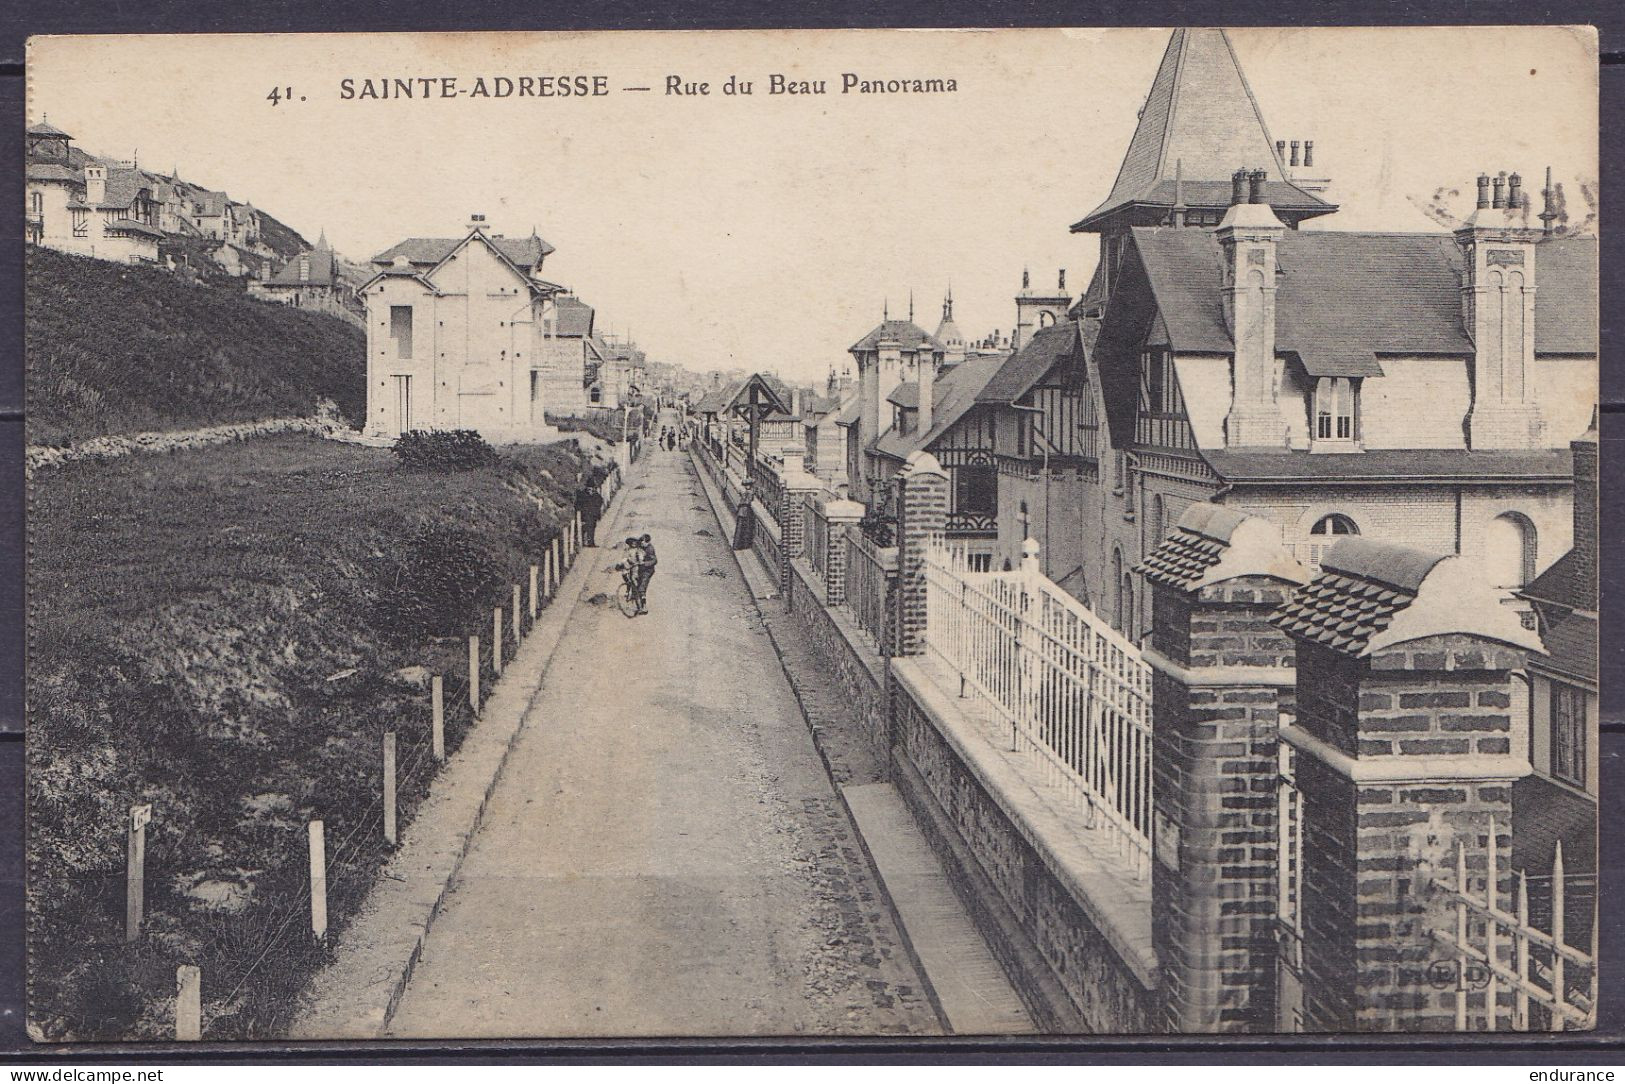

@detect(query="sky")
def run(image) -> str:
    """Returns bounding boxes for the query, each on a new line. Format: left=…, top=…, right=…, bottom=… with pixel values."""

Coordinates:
left=29, top=27, right=1597, bottom=383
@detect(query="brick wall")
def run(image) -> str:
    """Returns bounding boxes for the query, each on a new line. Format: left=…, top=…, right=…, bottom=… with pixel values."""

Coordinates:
left=786, top=558, right=890, bottom=759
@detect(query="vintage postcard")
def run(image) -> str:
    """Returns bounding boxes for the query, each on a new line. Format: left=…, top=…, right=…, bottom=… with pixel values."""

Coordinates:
left=24, top=26, right=1598, bottom=1042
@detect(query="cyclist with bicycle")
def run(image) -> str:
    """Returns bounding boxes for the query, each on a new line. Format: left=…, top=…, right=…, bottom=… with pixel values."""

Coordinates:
left=610, top=534, right=658, bottom=615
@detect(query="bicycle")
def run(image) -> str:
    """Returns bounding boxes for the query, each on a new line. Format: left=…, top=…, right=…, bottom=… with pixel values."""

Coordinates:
left=612, top=562, right=647, bottom=618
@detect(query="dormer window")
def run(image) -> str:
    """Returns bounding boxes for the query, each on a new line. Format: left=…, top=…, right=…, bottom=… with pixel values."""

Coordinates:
left=1312, top=377, right=1358, bottom=445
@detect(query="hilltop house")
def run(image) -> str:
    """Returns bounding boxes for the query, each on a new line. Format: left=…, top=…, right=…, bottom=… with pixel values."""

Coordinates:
left=358, top=216, right=567, bottom=442
left=26, top=121, right=163, bottom=264
left=976, top=26, right=1596, bottom=642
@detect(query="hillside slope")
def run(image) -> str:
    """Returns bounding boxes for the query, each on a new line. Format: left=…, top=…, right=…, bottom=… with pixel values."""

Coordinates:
left=28, top=433, right=599, bottom=1040
left=26, top=248, right=365, bottom=445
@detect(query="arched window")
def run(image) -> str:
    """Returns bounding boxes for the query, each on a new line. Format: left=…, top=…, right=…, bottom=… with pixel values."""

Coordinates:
left=1485, top=512, right=1538, bottom=589
left=1304, top=513, right=1358, bottom=571
left=1311, top=514, right=1359, bottom=537
left=1038, top=310, right=1056, bottom=329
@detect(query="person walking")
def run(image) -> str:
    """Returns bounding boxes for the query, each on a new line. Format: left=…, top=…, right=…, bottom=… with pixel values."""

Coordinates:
left=575, top=475, right=604, bottom=548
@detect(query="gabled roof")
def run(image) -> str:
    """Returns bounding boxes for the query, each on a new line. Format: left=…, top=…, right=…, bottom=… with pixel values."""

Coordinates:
left=1129, top=228, right=1598, bottom=360
left=371, top=232, right=556, bottom=270
left=28, top=120, right=72, bottom=139
left=849, top=319, right=944, bottom=354
left=872, top=350, right=1008, bottom=462
left=1073, top=28, right=1334, bottom=232
left=553, top=296, right=595, bottom=338
left=976, top=322, right=1077, bottom=404
left=265, top=246, right=341, bottom=287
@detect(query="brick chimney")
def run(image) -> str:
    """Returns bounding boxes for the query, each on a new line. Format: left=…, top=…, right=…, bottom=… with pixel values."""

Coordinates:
left=1457, top=172, right=1543, bottom=449
left=916, top=349, right=935, bottom=435
left=1219, top=173, right=1288, bottom=449
left=1571, top=411, right=1598, bottom=602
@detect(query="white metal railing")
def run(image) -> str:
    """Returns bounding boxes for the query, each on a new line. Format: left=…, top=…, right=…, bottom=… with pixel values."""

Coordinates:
left=844, top=524, right=896, bottom=650
left=1430, top=829, right=1597, bottom=1032
left=923, top=536, right=1154, bottom=877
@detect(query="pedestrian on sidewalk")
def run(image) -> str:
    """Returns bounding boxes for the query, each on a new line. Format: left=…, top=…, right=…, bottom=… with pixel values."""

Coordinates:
left=575, top=475, right=604, bottom=547
left=733, top=478, right=756, bottom=550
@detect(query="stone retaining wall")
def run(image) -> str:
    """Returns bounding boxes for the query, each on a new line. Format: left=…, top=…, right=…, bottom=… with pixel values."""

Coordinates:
left=785, top=557, right=889, bottom=760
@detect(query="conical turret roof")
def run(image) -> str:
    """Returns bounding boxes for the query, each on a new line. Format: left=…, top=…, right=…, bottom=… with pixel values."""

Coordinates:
left=1072, top=28, right=1335, bottom=232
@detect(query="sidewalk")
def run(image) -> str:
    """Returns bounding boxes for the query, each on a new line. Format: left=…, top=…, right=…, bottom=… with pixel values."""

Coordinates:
left=288, top=467, right=635, bottom=1039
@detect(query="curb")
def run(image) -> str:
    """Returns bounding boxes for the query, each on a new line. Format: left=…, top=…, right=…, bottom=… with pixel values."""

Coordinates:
left=288, top=466, right=639, bottom=1039
left=685, top=450, right=953, bottom=1035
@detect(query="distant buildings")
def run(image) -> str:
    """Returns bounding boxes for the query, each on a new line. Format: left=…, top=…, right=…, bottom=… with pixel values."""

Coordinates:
left=249, top=232, right=362, bottom=326
left=26, top=122, right=163, bottom=264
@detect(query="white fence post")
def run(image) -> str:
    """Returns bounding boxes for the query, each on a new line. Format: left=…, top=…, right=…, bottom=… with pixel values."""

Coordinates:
left=512, top=584, right=522, bottom=640
left=493, top=607, right=504, bottom=675
left=431, top=675, right=445, bottom=762
left=308, top=820, right=327, bottom=940
left=126, top=803, right=151, bottom=942
left=175, top=965, right=201, bottom=1041
left=383, top=732, right=397, bottom=846
left=529, top=564, right=539, bottom=619
left=468, top=635, right=480, bottom=710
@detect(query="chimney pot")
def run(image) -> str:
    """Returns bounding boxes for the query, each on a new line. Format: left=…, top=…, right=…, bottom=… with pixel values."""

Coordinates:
left=1492, top=172, right=1507, bottom=210
left=1276, top=140, right=1286, bottom=162
left=1248, top=168, right=1267, bottom=204
left=1303, top=140, right=1314, bottom=168
left=1476, top=173, right=1492, bottom=209
left=1290, top=140, right=1300, bottom=167
left=1508, top=171, right=1523, bottom=209
left=1058, top=269, right=1066, bottom=291
left=1231, top=169, right=1249, bottom=206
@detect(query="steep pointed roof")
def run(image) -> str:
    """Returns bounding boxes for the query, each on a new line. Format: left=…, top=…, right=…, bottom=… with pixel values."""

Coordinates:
left=1073, top=28, right=1334, bottom=232
left=849, top=319, right=943, bottom=354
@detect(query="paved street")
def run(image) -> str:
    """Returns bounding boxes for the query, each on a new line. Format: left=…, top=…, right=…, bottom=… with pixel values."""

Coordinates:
left=386, top=446, right=940, bottom=1038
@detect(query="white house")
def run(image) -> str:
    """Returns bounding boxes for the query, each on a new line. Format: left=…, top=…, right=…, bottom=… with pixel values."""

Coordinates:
left=359, top=216, right=568, bottom=443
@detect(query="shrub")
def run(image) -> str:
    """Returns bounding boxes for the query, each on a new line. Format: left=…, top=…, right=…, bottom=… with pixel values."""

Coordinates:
left=860, top=510, right=896, bottom=548
left=375, top=524, right=504, bottom=640
left=392, top=430, right=499, bottom=472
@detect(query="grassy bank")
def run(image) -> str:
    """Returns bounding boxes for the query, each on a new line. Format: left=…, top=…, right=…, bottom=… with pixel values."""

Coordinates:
left=27, top=433, right=591, bottom=1040
left=26, top=248, right=365, bottom=446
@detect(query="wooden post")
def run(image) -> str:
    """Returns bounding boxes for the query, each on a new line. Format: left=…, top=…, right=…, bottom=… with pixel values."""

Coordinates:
left=512, top=584, right=522, bottom=640
left=552, top=538, right=562, bottom=589
left=529, top=564, right=539, bottom=619
left=383, top=732, right=397, bottom=846
left=493, top=607, right=504, bottom=675
left=543, top=549, right=555, bottom=598
left=175, top=965, right=201, bottom=1041
left=125, top=803, right=151, bottom=942
left=468, top=635, right=480, bottom=711
left=308, top=820, right=327, bottom=940
left=431, top=675, right=445, bottom=762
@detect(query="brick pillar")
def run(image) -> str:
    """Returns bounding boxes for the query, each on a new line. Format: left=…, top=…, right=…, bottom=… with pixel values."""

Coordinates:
left=780, top=470, right=823, bottom=595
left=1146, top=575, right=1300, bottom=1033
left=823, top=498, right=865, bottom=604
left=1290, top=635, right=1527, bottom=1032
left=891, top=452, right=947, bottom=658
left=1271, top=539, right=1543, bottom=1033
left=1139, top=503, right=1307, bottom=1034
